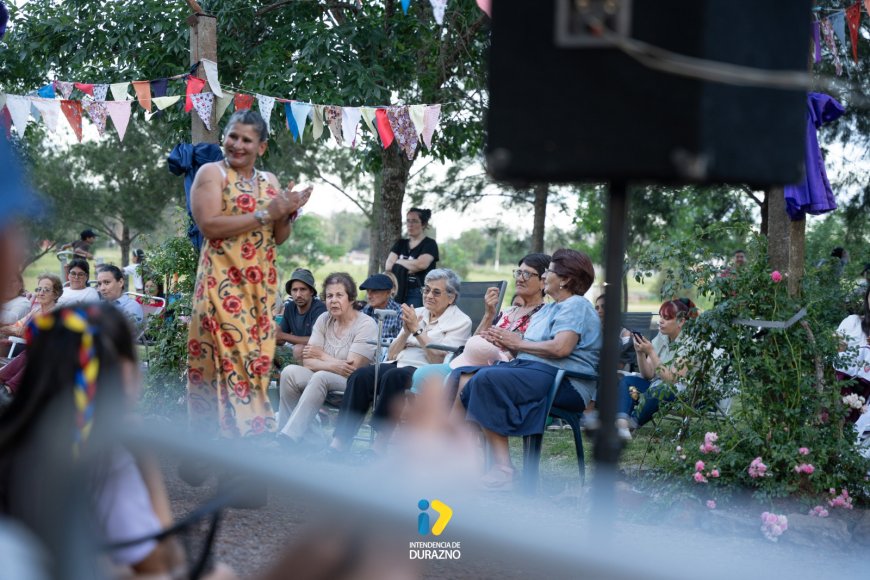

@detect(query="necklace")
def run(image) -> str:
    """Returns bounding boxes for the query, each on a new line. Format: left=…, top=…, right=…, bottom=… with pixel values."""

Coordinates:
left=224, top=159, right=258, bottom=189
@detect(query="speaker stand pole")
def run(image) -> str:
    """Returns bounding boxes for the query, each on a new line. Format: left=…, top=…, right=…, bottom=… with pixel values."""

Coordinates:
left=591, top=180, right=629, bottom=525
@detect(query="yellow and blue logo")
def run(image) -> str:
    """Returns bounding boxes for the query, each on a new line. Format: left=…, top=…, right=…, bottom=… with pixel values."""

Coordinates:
left=417, top=498, right=452, bottom=536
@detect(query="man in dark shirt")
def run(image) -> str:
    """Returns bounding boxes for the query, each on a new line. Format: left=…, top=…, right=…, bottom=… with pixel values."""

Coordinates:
left=65, top=229, right=97, bottom=259
left=359, top=273, right=403, bottom=343
left=276, top=268, right=326, bottom=360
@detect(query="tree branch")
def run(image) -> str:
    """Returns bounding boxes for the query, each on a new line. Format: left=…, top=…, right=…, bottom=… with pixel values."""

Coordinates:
left=312, top=171, right=371, bottom=217
left=257, top=0, right=360, bottom=17
left=435, top=14, right=487, bottom=92
left=739, top=184, right=764, bottom=206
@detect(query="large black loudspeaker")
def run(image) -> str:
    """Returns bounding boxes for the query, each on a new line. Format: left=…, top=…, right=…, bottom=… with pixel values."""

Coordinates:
left=486, top=0, right=814, bottom=185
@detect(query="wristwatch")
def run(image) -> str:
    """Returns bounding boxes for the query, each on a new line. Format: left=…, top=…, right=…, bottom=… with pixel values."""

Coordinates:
left=412, top=328, right=424, bottom=337
left=253, top=209, right=272, bottom=225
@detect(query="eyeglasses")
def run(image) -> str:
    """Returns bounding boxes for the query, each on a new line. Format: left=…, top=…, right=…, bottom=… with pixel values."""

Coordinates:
left=406, top=219, right=422, bottom=225
left=34, top=287, right=53, bottom=294
left=512, top=269, right=540, bottom=281
left=422, top=286, right=445, bottom=297
left=69, top=271, right=87, bottom=279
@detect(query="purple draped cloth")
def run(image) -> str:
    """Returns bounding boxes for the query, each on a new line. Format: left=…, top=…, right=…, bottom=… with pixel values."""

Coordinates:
left=783, top=92, right=844, bottom=221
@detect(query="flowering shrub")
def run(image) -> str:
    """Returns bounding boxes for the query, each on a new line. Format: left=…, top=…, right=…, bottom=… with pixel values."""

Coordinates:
left=760, top=512, right=788, bottom=542
left=631, top=226, right=869, bottom=505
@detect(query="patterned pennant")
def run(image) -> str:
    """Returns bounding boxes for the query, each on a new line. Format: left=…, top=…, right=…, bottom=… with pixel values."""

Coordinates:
left=846, top=3, right=861, bottom=64
left=83, top=99, right=109, bottom=136
left=830, top=11, right=846, bottom=47
left=61, top=100, right=84, bottom=142
left=408, top=104, right=426, bottom=136
left=93, top=84, right=109, bottom=101
left=152, top=95, right=182, bottom=110
left=215, top=93, right=234, bottom=121
left=234, top=93, right=253, bottom=111
left=105, top=100, right=132, bottom=142
left=323, top=105, right=343, bottom=144
left=374, top=108, right=395, bottom=149
left=386, top=106, right=419, bottom=160
left=74, top=83, right=94, bottom=97
left=37, top=84, right=56, bottom=99
left=185, top=76, right=206, bottom=112
left=110, top=82, right=131, bottom=101
left=290, top=102, right=313, bottom=143
left=341, top=107, right=361, bottom=147
left=6, top=95, right=33, bottom=137
left=31, top=98, right=61, bottom=133
left=429, top=0, right=447, bottom=25
left=132, top=81, right=152, bottom=111
left=421, top=104, right=441, bottom=149
left=311, top=105, right=325, bottom=140
left=55, top=81, right=74, bottom=100
left=360, top=106, right=378, bottom=135
left=201, top=59, right=224, bottom=98
left=191, top=92, right=215, bottom=131
left=256, top=94, right=276, bottom=131
left=821, top=19, right=843, bottom=76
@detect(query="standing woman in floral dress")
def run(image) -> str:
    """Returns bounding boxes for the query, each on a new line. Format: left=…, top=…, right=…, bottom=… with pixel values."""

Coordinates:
left=187, top=110, right=312, bottom=439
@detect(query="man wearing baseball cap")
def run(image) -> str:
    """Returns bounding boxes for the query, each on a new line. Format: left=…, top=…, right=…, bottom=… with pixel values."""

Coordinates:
left=276, top=268, right=327, bottom=360
left=359, top=273, right=403, bottom=342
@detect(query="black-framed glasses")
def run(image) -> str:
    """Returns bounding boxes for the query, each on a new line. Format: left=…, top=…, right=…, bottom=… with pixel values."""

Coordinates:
left=422, top=286, right=444, bottom=297
left=512, top=269, right=540, bottom=281
left=68, top=271, right=87, bottom=279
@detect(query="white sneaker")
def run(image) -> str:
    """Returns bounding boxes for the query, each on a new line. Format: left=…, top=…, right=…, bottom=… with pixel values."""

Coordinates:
left=616, top=417, right=633, bottom=441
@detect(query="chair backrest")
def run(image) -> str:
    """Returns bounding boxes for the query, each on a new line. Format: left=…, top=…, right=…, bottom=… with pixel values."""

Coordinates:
left=622, top=312, right=655, bottom=338
left=125, top=292, right=167, bottom=317
left=453, top=280, right=508, bottom=331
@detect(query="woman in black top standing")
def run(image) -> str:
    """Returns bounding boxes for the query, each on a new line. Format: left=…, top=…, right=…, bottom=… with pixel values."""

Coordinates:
left=385, top=208, right=439, bottom=307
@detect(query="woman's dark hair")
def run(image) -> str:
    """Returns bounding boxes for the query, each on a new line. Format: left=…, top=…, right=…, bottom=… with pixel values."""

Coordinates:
left=68, top=258, right=89, bottom=277
left=37, top=273, right=63, bottom=299
left=0, top=305, right=136, bottom=517
left=322, top=272, right=358, bottom=304
left=408, top=207, right=432, bottom=227
left=831, top=247, right=846, bottom=259
left=519, top=253, right=551, bottom=277
left=861, top=284, right=870, bottom=338
left=660, top=297, right=698, bottom=321
left=133, top=248, right=145, bottom=262
left=550, top=248, right=595, bottom=295
left=145, top=277, right=165, bottom=299
left=96, top=264, right=123, bottom=281
left=225, top=109, right=269, bottom=142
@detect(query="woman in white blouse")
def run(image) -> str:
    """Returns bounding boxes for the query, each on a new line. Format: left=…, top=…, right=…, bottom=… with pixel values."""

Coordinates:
left=835, top=285, right=870, bottom=421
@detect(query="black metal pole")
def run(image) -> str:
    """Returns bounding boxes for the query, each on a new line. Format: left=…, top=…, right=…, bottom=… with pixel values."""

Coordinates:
left=591, top=180, right=629, bottom=519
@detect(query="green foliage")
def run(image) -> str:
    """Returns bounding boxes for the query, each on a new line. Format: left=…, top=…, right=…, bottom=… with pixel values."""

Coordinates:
left=439, top=241, right=470, bottom=279
left=277, top=214, right=345, bottom=272
left=631, top=224, right=869, bottom=504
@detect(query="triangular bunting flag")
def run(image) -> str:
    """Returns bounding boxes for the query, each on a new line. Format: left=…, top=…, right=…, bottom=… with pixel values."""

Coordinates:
left=812, top=20, right=821, bottom=64
left=110, top=82, right=130, bottom=101
left=429, top=0, right=447, bottom=25
left=341, top=107, right=361, bottom=147
left=93, top=84, right=109, bottom=101
left=185, top=76, right=206, bottom=112
left=152, top=95, right=182, bottom=110
left=401, top=0, right=410, bottom=13
left=215, top=93, right=234, bottom=121
left=191, top=92, right=215, bottom=131
left=105, top=100, right=132, bottom=142
left=846, top=3, right=861, bottom=64
left=311, top=105, right=325, bottom=140
left=235, top=93, right=253, bottom=111
left=0, top=107, right=12, bottom=139
left=323, top=105, right=343, bottom=144
left=821, top=19, right=843, bottom=76
left=74, top=83, right=94, bottom=97
left=55, top=81, right=74, bottom=100
left=201, top=59, right=224, bottom=98
left=866, top=0, right=870, bottom=17
left=408, top=104, right=426, bottom=136
left=37, top=84, right=56, bottom=99
left=374, top=108, right=395, bottom=149
left=285, top=103, right=300, bottom=140
left=476, top=0, right=491, bottom=17
left=132, top=81, right=152, bottom=111
left=61, top=100, right=84, bottom=142
left=360, top=107, right=378, bottom=135
left=290, top=102, right=312, bottom=143
left=83, top=99, right=109, bottom=136
left=830, top=11, right=846, bottom=47
left=421, top=104, right=441, bottom=149
left=0, top=93, right=5, bottom=110
left=5, top=95, right=31, bottom=137
left=256, top=94, right=276, bottom=131
left=151, top=78, right=168, bottom=99
left=386, top=106, right=419, bottom=161
left=31, top=98, right=61, bottom=133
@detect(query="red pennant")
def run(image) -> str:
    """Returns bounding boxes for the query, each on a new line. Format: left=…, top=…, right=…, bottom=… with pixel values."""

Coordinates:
left=185, top=76, right=207, bottom=113
left=234, top=93, right=253, bottom=111
left=61, top=100, right=83, bottom=142
left=375, top=108, right=395, bottom=149
left=0, top=107, right=12, bottom=139
left=846, top=3, right=861, bottom=64
left=74, top=82, right=94, bottom=97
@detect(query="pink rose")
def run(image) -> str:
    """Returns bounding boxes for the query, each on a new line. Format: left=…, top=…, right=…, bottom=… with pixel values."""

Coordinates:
left=771, top=270, right=783, bottom=283
left=710, top=469, right=720, bottom=478
left=693, top=472, right=708, bottom=483
left=706, top=500, right=716, bottom=509
left=798, top=447, right=809, bottom=455
left=695, top=460, right=705, bottom=472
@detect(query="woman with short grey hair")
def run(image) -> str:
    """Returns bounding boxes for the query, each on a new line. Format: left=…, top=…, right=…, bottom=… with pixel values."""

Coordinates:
left=424, top=268, right=461, bottom=300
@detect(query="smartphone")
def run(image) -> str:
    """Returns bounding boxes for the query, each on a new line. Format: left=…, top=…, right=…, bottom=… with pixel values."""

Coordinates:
left=631, top=331, right=645, bottom=341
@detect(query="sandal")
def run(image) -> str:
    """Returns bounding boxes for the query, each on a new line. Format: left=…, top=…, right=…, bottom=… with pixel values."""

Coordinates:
left=480, top=465, right=516, bottom=491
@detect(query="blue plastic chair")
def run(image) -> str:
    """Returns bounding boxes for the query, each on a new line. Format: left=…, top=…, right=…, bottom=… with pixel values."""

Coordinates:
left=521, top=368, right=598, bottom=494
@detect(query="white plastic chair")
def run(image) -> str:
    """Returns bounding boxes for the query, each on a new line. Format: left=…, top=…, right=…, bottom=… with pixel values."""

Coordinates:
left=125, top=292, right=166, bottom=362
left=6, top=336, right=25, bottom=359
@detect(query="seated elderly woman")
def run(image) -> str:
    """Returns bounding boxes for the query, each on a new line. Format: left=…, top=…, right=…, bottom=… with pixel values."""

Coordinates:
left=616, top=298, right=696, bottom=439
left=276, top=273, right=377, bottom=450
left=326, top=268, right=472, bottom=457
left=57, top=258, right=100, bottom=306
left=835, top=285, right=870, bottom=422
left=453, top=249, right=600, bottom=490
left=0, top=273, right=30, bottom=326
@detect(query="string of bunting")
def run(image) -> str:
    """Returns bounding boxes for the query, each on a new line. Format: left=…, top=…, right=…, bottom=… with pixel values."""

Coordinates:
left=812, top=1, right=870, bottom=75
left=0, top=60, right=444, bottom=160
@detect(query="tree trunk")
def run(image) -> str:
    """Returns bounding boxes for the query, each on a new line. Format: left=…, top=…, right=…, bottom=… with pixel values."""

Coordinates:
left=120, top=223, right=131, bottom=268
left=760, top=189, right=769, bottom=237
left=788, top=218, right=806, bottom=298
left=766, top=186, right=789, bottom=272
left=368, top=144, right=413, bottom=275
left=531, top=183, right=548, bottom=253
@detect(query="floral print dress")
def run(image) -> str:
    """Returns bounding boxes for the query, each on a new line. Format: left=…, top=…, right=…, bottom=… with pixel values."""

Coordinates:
left=187, top=163, right=280, bottom=438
